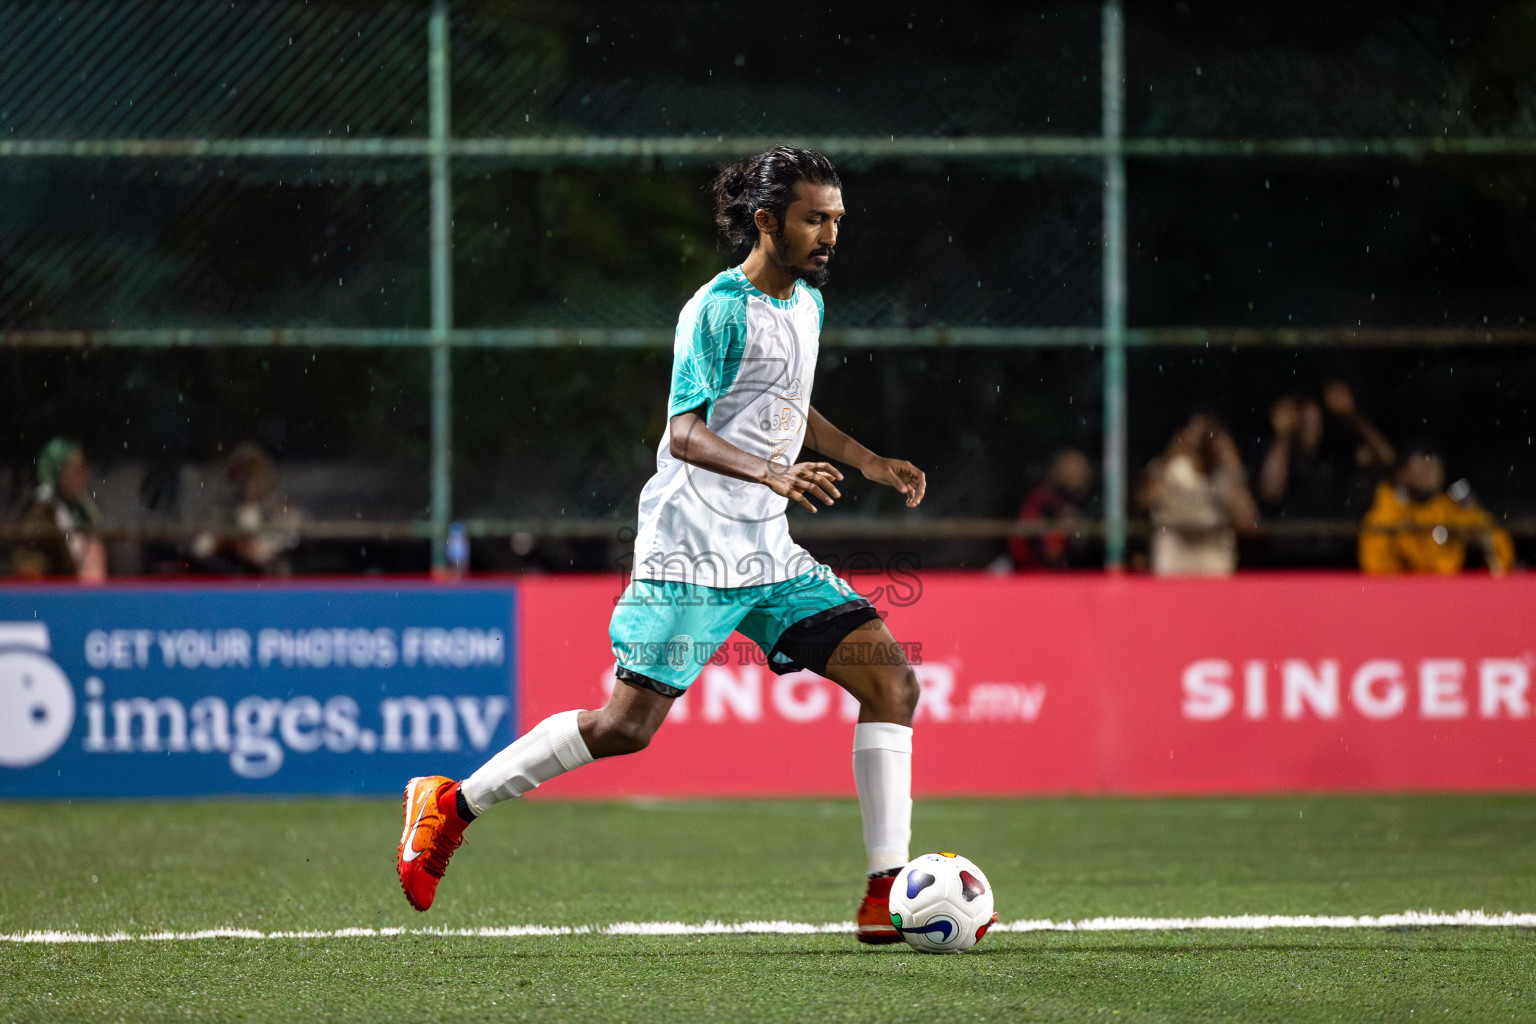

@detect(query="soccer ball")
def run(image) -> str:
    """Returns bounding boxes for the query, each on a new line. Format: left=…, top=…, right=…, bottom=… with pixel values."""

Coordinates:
left=888, top=852, right=995, bottom=953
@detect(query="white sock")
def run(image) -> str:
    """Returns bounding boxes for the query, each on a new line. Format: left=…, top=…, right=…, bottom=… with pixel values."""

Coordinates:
left=461, top=709, right=593, bottom=814
left=852, top=721, right=913, bottom=875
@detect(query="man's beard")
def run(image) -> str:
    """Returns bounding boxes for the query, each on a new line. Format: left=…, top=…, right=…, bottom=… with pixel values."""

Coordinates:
left=770, top=234, right=832, bottom=288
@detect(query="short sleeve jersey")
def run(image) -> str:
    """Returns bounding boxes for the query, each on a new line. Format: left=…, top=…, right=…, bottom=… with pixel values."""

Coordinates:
left=631, top=266, right=824, bottom=588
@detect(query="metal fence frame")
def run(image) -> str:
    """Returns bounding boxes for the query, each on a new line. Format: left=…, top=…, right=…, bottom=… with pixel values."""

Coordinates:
left=5, top=0, right=1535, bottom=568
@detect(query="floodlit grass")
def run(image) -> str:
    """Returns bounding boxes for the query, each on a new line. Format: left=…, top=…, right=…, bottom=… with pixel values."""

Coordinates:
left=3, top=795, right=1536, bottom=1022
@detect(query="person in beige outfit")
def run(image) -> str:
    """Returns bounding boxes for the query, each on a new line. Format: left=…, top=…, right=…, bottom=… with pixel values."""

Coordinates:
left=1139, top=413, right=1259, bottom=576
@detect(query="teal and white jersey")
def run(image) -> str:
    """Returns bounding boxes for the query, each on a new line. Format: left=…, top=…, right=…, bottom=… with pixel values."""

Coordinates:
left=632, top=265, right=825, bottom=588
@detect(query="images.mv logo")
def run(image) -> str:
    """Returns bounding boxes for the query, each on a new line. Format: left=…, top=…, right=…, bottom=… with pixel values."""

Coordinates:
left=0, top=620, right=513, bottom=781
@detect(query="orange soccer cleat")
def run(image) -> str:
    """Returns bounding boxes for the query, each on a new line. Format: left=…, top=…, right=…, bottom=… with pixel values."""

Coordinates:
left=396, top=775, right=471, bottom=912
left=855, top=871, right=903, bottom=945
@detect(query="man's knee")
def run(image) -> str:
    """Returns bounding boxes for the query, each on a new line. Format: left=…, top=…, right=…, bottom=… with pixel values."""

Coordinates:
left=585, top=711, right=655, bottom=758
left=892, top=666, right=920, bottom=717
left=865, top=666, right=920, bottom=720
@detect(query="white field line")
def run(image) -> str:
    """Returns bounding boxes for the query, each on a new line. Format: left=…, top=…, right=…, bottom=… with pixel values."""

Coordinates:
left=3, top=910, right=1535, bottom=944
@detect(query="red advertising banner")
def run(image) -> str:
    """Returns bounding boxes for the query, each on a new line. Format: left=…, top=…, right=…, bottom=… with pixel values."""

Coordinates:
left=517, top=573, right=1536, bottom=797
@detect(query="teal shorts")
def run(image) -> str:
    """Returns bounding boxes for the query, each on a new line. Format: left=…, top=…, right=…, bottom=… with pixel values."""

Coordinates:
left=609, top=563, right=879, bottom=696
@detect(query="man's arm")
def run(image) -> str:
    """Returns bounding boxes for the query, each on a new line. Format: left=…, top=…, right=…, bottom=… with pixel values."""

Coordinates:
left=668, top=406, right=842, bottom=513
left=805, top=405, right=926, bottom=508
left=1257, top=396, right=1297, bottom=505
left=1446, top=500, right=1517, bottom=575
left=804, top=405, right=876, bottom=470
left=1322, top=380, right=1396, bottom=468
left=1212, top=430, right=1260, bottom=531
left=1257, top=437, right=1291, bottom=505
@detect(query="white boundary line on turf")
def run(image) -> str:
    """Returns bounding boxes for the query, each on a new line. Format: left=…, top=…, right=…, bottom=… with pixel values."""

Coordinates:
left=3, top=911, right=1534, bottom=944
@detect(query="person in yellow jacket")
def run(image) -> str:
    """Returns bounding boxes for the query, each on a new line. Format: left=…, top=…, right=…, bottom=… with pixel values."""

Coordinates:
left=1359, top=443, right=1515, bottom=574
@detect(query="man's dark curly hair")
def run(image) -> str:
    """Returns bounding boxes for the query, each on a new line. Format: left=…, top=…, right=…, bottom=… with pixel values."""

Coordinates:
left=710, top=147, right=841, bottom=252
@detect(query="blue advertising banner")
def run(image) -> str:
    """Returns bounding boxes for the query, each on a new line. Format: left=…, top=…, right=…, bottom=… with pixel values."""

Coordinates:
left=0, top=584, right=516, bottom=797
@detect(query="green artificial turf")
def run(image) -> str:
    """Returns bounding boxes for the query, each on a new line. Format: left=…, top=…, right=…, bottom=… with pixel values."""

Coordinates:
left=3, top=795, right=1536, bottom=1022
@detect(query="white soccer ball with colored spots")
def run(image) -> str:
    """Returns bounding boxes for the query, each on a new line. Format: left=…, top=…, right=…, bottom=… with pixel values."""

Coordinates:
left=887, top=852, right=996, bottom=953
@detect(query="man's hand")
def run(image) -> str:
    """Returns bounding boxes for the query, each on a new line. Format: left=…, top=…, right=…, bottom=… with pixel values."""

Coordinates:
left=862, top=457, right=927, bottom=508
left=1211, top=428, right=1245, bottom=472
left=765, top=461, right=844, bottom=513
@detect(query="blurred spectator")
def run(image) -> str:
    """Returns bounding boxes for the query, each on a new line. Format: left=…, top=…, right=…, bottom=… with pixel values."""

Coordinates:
left=191, top=444, right=301, bottom=575
left=1139, top=414, right=1259, bottom=577
left=1009, top=448, right=1095, bottom=569
left=1359, top=442, right=1515, bottom=575
left=11, top=438, right=108, bottom=582
left=1256, top=380, right=1396, bottom=566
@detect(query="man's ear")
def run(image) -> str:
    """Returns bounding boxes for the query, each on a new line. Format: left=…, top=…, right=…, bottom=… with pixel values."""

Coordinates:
left=753, top=207, right=779, bottom=236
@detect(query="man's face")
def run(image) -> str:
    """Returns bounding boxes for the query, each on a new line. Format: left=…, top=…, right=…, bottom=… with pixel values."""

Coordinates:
left=1399, top=452, right=1445, bottom=500
left=1052, top=450, right=1094, bottom=502
left=765, top=182, right=844, bottom=288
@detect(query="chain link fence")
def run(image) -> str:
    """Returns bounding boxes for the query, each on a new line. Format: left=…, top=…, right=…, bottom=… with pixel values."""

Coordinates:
left=2, top=0, right=1534, bottom=575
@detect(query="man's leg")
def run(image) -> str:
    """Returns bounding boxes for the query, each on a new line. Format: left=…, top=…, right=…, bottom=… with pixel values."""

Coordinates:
left=397, top=679, right=674, bottom=911
left=463, top=679, right=672, bottom=810
left=819, top=617, right=919, bottom=943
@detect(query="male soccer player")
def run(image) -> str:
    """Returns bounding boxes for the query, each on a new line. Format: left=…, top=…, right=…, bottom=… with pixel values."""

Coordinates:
left=397, top=147, right=935, bottom=945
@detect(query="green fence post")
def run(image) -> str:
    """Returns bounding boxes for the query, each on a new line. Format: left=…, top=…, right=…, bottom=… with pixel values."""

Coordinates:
left=428, top=0, right=454, bottom=571
left=1101, top=0, right=1128, bottom=570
